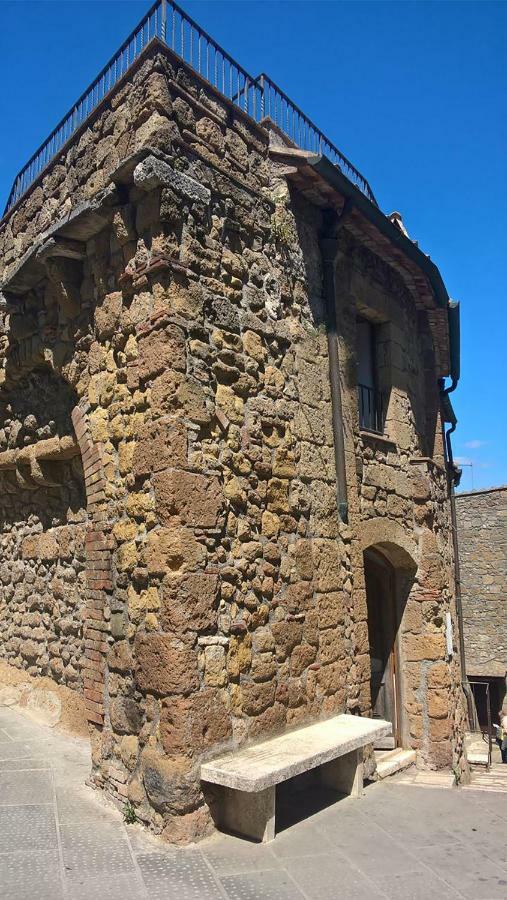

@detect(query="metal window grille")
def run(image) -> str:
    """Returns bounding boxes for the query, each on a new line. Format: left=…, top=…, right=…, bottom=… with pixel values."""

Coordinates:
left=358, top=383, right=384, bottom=434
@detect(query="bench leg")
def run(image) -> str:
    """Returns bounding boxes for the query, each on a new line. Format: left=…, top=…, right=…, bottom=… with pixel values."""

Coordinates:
left=320, top=748, right=364, bottom=798
left=217, top=785, right=276, bottom=842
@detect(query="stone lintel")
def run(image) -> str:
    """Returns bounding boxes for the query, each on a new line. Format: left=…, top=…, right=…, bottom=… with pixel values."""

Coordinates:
left=133, top=154, right=211, bottom=205
left=1, top=184, right=119, bottom=296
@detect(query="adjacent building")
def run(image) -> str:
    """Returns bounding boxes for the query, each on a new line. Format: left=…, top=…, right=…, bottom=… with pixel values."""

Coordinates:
left=456, top=486, right=507, bottom=724
left=0, top=3, right=467, bottom=842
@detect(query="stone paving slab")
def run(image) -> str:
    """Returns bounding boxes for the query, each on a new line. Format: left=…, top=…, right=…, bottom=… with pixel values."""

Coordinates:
left=0, top=769, right=54, bottom=806
left=1, top=706, right=507, bottom=900
left=0, top=850, right=64, bottom=900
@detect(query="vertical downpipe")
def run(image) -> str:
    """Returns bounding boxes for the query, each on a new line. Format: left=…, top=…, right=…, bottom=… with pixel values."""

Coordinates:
left=320, top=208, right=348, bottom=523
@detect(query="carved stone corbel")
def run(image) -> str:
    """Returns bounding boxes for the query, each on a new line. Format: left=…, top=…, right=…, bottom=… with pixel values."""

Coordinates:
left=43, top=256, right=83, bottom=319
left=36, top=238, right=86, bottom=321
left=0, top=435, right=80, bottom=490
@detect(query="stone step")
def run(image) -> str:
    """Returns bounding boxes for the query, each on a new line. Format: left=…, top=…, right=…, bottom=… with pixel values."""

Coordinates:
left=464, top=761, right=507, bottom=793
left=467, top=752, right=490, bottom=767
left=375, top=748, right=417, bottom=780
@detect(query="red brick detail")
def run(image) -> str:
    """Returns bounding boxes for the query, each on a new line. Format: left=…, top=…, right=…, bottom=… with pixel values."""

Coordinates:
left=71, top=401, right=114, bottom=730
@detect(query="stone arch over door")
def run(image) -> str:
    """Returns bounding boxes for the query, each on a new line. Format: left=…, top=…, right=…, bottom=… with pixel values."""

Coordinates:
left=358, top=517, right=419, bottom=571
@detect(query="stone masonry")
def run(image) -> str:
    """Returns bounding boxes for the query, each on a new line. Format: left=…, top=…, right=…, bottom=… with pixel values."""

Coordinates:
left=455, top=486, right=507, bottom=678
left=0, top=38, right=466, bottom=843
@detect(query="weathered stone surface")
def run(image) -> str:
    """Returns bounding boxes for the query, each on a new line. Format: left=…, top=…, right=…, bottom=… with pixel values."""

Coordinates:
left=107, top=641, right=133, bottom=673
left=133, top=155, right=211, bottom=204
left=456, top=487, right=507, bottom=678
left=160, top=688, right=232, bottom=756
left=271, top=621, right=303, bottom=661
left=240, top=680, right=276, bottom=716
left=132, top=419, right=187, bottom=478
left=160, top=572, right=219, bottom=634
left=138, top=324, right=186, bottom=380
left=110, top=696, right=143, bottom=734
left=141, top=747, right=200, bottom=814
left=145, top=526, right=206, bottom=575
left=404, top=633, right=446, bottom=662
left=135, top=633, right=199, bottom=696
left=21, top=533, right=59, bottom=560
left=95, top=291, right=122, bottom=339
left=153, top=470, right=222, bottom=528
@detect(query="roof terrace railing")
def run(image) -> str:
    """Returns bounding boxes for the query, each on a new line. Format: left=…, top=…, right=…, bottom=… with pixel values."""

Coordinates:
left=3, top=0, right=377, bottom=215
left=258, top=73, right=377, bottom=205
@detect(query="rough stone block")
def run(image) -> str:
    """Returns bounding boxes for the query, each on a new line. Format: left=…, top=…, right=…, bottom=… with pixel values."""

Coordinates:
left=145, top=526, right=206, bottom=576
left=160, top=688, right=232, bottom=757
left=138, top=323, right=186, bottom=381
left=107, top=640, right=133, bottom=673
left=153, top=469, right=222, bottom=528
left=404, top=632, right=446, bottom=662
left=110, top=696, right=143, bottom=734
left=312, top=540, right=344, bottom=592
left=133, top=155, right=211, bottom=204
left=240, top=680, right=277, bottom=716
left=21, top=533, right=59, bottom=560
left=160, top=572, right=219, bottom=634
left=133, top=418, right=187, bottom=479
left=317, top=592, right=345, bottom=629
left=135, top=632, right=199, bottom=696
left=141, top=747, right=200, bottom=814
left=271, top=621, right=303, bottom=661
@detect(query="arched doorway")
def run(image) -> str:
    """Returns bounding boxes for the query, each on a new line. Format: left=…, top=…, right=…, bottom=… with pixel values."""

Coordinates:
left=363, top=540, right=417, bottom=749
left=364, top=548, right=399, bottom=747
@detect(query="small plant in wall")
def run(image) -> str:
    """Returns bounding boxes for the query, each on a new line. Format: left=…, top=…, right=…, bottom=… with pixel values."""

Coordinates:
left=122, top=801, right=137, bottom=824
left=270, top=200, right=294, bottom=246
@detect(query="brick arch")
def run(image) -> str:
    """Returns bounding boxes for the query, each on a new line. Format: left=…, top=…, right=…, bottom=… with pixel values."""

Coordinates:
left=71, top=399, right=114, bottom=728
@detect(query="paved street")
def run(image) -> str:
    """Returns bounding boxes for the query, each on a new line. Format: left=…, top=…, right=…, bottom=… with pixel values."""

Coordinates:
left=1, top=705, right=507, bottom=900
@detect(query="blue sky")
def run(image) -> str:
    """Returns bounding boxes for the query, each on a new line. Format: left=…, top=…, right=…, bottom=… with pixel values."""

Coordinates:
left=1, top=1, right=505, bottom=491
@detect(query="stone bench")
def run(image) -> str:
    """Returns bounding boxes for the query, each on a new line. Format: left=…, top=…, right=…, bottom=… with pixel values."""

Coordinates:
left=201, top=713, right=391, bottom=842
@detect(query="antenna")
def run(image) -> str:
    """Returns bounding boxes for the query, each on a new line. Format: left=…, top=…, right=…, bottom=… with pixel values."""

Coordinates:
left=460, top=462, right=475, bottom=490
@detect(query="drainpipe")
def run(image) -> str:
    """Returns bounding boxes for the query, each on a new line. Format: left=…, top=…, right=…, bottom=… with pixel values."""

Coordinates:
left=319, top=203, right=352, bottom=523
left=440, top=366, right=476, bottom=729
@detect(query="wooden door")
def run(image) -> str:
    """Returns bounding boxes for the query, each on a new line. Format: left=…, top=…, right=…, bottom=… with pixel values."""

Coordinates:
left=365, top=550, right=398, bottom=749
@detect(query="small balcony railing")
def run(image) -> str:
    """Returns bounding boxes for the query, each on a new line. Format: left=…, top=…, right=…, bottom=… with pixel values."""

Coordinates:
left=3, top=0, right=378, bottom=215
left=358, top=383, right=385, bottom=434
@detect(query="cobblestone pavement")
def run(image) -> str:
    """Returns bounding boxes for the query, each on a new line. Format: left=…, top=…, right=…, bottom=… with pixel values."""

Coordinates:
left=2, top=706, right=507, bottom=900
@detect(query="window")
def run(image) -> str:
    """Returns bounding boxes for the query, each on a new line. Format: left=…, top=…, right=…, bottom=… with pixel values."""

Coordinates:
left=357, top=318, right=384, bottom=433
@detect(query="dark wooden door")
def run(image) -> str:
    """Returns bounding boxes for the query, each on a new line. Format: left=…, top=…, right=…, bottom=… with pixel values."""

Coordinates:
left=365, top=550, right=398, bottom=749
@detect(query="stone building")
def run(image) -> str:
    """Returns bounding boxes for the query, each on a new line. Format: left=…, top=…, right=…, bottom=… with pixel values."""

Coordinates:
left=456, top=486, right=507, bottom=723
left=0, top=6, right=466, bottom=842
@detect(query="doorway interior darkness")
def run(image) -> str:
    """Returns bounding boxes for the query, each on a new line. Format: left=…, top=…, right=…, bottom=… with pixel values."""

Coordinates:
left=364, top=547, right=401, bottom=749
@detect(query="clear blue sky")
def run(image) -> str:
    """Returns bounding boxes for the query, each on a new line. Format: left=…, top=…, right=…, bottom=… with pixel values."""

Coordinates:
left=1, top=1, right=505, bottom=491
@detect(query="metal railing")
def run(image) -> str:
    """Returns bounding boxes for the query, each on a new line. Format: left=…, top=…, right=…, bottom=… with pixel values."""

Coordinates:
left=5, top=1, right=163, bottom=212
left=469, top=680, right=493, bottom=768
left=258, top=74, right=377, bottom=204
left=358, top=383, right=385, bottom=434
left=4, top=0, right=377, bottom=215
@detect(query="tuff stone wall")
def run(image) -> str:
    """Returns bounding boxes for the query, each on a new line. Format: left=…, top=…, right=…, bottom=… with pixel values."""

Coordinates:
left=334, top=232, right=465, bottom=772
left=0, top=369, right=87, bottom=688
left=456, top=486, right=507, bottom=678
left=0, top=40, right=466, bottom=842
